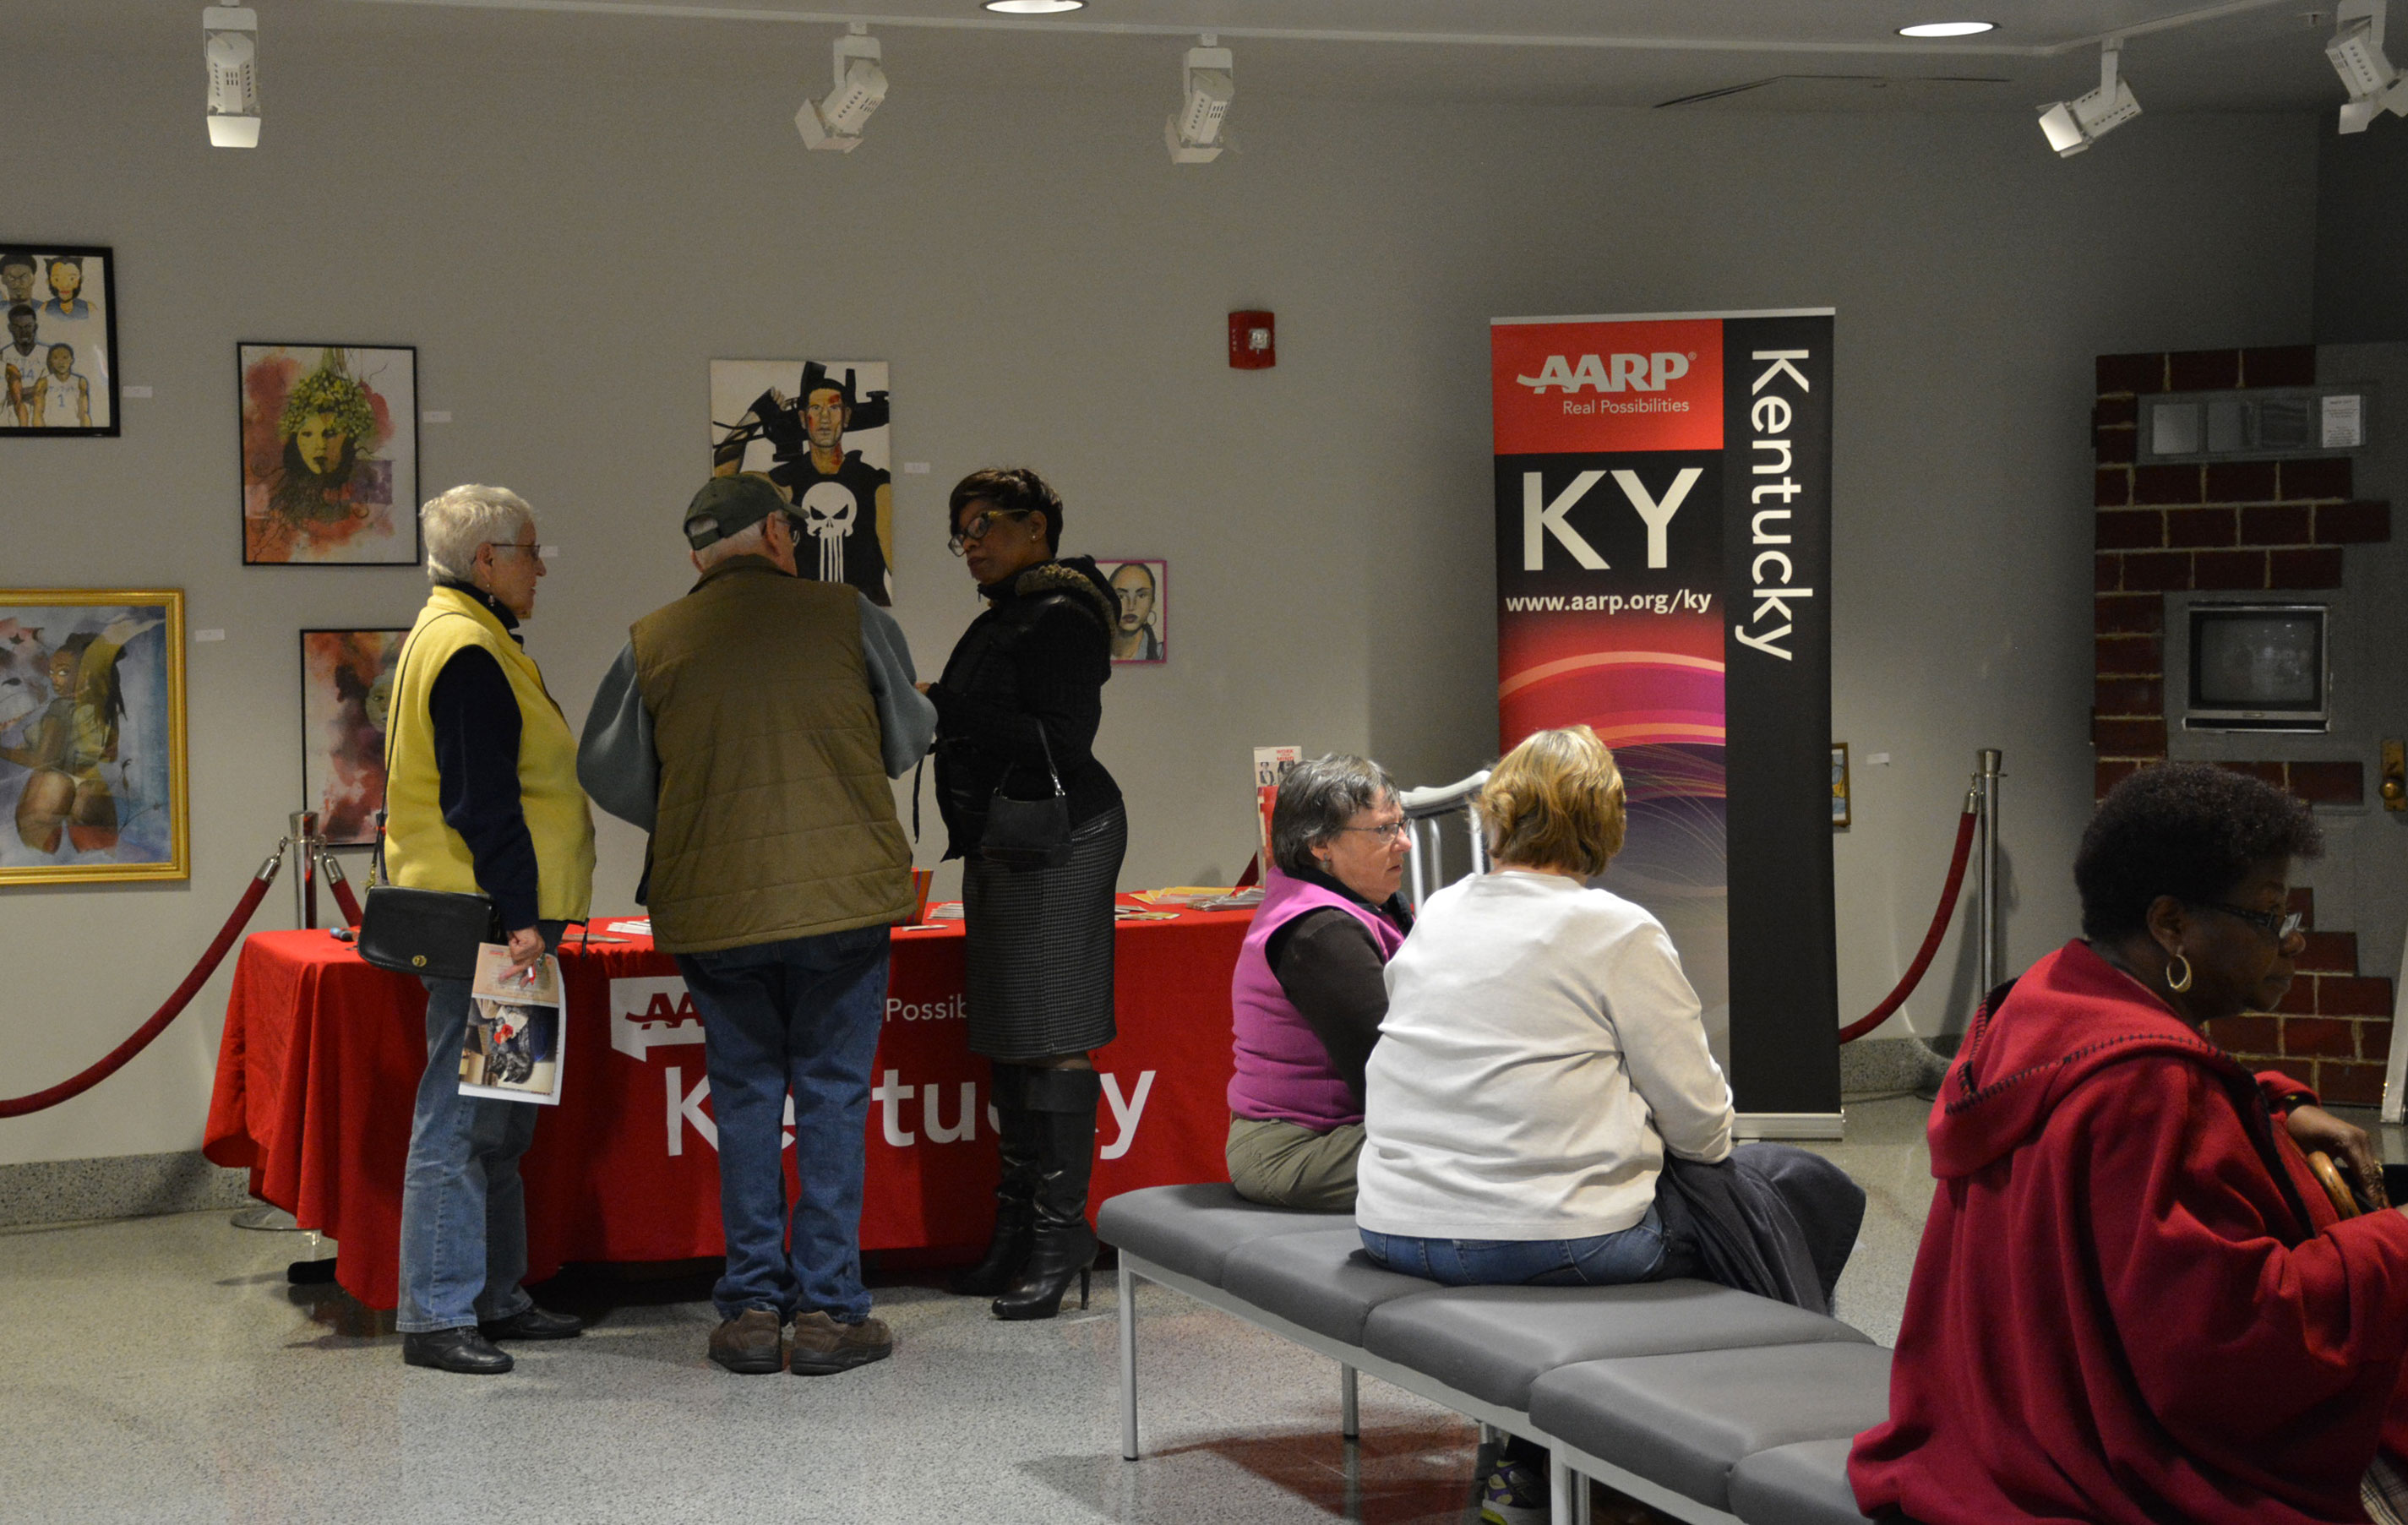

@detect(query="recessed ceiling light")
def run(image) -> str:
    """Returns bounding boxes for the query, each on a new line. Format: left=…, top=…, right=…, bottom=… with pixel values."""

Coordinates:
left=1898, top=21, right=1997, bottom=37
left=984, top=1, right=1086, bottom=13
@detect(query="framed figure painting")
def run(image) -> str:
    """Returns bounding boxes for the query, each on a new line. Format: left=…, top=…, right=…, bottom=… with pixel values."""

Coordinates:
left=0, top=245, right=119, bottom=436
left=0, top=590, right=188, bottom=885
left=710, top=359, right=892, bottom=604
left=239, top=343, right=420, bottom=564
left=300, top=629, right=406, bottom=847
left=1098, top=558, right=1167, bottom=663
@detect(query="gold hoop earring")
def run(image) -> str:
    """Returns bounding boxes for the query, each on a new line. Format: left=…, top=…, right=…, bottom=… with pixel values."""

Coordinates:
left=2166, top=953, right=2193, bottom=994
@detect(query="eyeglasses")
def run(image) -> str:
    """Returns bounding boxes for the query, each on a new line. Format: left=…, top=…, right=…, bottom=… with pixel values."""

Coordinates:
left=2194, top=901, right=2305, bottom=942
left=1331, top=821, right=1413, bottom=843
left=483, top=541, right=541, bottom=558
left=948, top=509, right=1033, bottom=556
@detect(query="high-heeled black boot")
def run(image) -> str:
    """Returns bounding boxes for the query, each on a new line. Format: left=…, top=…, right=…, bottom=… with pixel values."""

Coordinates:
left=948, top=1064, right=1038, bottom=1297
left=993, top=1066, right=1101, bottom=1321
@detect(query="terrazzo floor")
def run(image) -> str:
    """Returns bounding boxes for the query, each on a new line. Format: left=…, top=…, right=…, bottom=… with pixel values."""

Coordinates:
left=2, top=1097, right=1953, bottom=1525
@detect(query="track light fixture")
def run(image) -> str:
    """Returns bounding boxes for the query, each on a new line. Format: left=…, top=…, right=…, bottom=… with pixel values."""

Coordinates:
left=1166, top=36, right=1234, bottom=164
left=2036, top=41, right=2139, bottom=156
left=798, top=23, right=886, bottom=153
left=203, top=5, right=260, bottom=148
left=2329, top=0, right=2408, bottom=133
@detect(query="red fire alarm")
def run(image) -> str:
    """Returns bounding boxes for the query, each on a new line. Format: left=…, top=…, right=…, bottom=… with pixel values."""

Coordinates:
left=1229, top=310, right=1275, bottom=369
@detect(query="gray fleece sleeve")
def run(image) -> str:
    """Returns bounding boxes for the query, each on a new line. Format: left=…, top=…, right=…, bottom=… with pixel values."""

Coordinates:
left=858, top=593, right=937, bottom=779
left=575, top=640, right=658, bottom=831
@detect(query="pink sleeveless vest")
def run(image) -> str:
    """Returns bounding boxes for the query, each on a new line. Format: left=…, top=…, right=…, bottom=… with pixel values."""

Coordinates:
left=1227, top=869, right=1409, bottom=1130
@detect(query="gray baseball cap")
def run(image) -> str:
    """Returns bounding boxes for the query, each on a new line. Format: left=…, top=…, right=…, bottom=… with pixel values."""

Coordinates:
left=682, top=473, right=787, bottom=548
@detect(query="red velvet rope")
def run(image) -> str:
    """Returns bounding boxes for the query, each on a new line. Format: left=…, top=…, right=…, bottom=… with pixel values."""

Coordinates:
left=1837, top=806, right=1980, bottom=1045
left=325, top=863, right=362, bottom=928
left=0, top=856, right=282, bottom=1119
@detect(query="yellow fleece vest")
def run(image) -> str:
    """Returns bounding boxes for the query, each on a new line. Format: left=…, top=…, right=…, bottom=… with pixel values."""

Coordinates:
left=384, top=585, right=596, bottom=922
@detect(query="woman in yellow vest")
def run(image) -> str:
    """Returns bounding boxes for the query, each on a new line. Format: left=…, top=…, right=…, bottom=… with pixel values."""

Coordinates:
left=385, top=484, right=597, bottom=1375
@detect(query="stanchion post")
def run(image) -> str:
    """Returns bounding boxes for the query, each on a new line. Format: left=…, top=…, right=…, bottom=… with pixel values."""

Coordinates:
left=1975, top=749, right=2002, bottom=999
left=290, top=811, right=319, bottom=930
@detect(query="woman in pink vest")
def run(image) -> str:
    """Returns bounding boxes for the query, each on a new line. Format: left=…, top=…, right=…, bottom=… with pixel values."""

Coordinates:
left=1226, top=754, right=1414, bottom=1210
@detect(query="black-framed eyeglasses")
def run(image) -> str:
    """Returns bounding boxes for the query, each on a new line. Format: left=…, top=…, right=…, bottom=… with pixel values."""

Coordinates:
left=947, top=509, right=1033, bottom=556
left=2194, top=901, right=2304, bottom=942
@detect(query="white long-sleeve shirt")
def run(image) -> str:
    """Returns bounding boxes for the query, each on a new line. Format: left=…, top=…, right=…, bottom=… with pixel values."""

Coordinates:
left=1354, top=869, right=1735, bottom=1241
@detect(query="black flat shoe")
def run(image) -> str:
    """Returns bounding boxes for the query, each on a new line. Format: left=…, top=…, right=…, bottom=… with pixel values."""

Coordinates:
left=402, top=1328, right=514, bottom=1374
left=480, top=1305, right=586, bottom=1342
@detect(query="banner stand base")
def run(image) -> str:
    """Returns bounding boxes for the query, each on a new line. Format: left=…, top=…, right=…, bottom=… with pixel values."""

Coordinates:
left=1735, top=1112, right=1844, bottom=1141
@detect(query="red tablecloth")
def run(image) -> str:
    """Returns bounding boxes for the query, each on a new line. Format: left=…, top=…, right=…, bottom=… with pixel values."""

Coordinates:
left=204, top=901, right=1249, bottom=1310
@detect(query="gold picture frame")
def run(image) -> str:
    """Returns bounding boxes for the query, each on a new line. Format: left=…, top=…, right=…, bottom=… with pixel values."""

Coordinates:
left=0, top=589, right=188, bottom=885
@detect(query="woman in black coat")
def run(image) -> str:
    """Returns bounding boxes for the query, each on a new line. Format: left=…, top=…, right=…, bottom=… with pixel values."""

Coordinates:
left=923, top=467, right=1125, bottom=1321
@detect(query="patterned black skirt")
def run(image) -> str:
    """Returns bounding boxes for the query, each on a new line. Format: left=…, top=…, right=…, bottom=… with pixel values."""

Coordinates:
left=961, top=804, right=1127, bottom=1060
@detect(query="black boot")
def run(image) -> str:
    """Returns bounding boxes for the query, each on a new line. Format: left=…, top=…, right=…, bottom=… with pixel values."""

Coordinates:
left=993, top=1066, right=1101, bottom=1321
left=948, top=1064, right=1038, bottom=1296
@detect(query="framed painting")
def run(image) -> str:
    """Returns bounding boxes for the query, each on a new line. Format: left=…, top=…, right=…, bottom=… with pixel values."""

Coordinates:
left=1831, top=742, right=1852, bottom=829
left=710, top=359, right=892, bottom=604
left=0, top=590, right=188, bottom=885
left=0, top=244, right=119, bottom=437
left=300, top=628, right=406, bottom=847
left=1098, top=558, right=1167, bottom=663
left=239, top=342, right=420, bottom=565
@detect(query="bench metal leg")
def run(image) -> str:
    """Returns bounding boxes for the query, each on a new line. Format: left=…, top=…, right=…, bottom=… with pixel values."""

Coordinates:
left=1549, top=1453, right=1576, bottom=1525
left=1339, top=1362, right=1359, bottom=1440
left=1119, top=1261, right=1139, bottom=1461
left=1478, top=1420, right=1499, bottom=1449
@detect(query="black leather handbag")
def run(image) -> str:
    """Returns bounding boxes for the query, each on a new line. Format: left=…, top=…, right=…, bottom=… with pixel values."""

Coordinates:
left=354, top=620, right=505, bottom=978
left=979, top=724, right=1073, bottom=870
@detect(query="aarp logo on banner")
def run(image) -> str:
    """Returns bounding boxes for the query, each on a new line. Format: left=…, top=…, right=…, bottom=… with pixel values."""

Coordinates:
left=1490, top=318, right=1724, bottom=455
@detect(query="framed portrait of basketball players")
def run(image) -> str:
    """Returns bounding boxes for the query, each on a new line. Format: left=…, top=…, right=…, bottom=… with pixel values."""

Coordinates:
left=710, top=359, right=893, bottom=605
left=239, top=342, right=421, bottom=565
left=0, top=244, right=119, bottom=438
left=1097, top=558, right=1167, bottom=664
left=299, top=629, right=408, bottom=847
left=0, top=589, right=188, bottom=885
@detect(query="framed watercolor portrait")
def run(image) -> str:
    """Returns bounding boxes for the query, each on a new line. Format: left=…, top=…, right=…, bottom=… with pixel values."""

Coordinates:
left=710, top=359, right=892, bottom=605
left=1097, top=558, right=1166, bottom=664
left=239, top=343, right=420, bottom=565
left=0, top=590, right=188, bottom=885
left=300, top=628, right=406, bottom=847
left=0, top=244, right=119, bottom=437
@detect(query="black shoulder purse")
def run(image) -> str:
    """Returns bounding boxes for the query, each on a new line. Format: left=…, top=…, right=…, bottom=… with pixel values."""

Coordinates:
left=979, top=722, right=1072, bottom=870
left=355, top=618, right=504, bottom=978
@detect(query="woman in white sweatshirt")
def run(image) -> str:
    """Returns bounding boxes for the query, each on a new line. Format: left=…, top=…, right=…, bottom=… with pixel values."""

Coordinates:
left=1355, top=724, right=1735, bottom=1288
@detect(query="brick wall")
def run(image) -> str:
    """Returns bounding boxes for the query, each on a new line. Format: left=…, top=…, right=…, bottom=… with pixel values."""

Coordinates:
left=2092, top=346, right=2395, bottom=1100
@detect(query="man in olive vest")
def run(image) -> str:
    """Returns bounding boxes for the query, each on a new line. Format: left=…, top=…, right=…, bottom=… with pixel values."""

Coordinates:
left=579, top=474, right=934, bottom=1376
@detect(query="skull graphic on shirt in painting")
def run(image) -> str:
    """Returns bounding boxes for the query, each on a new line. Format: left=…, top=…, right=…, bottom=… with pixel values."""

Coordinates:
left=796, top=481, right=859, bottom=585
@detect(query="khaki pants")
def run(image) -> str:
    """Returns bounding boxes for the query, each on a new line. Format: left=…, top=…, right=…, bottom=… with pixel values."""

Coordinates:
left=1226, top=1114, right=1364, bottom=1212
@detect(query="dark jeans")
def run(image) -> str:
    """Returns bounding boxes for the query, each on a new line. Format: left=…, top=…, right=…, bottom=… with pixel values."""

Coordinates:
left=677, top=923, right=891, bottom=1323
left=397, top=920, right=564, bottom=1334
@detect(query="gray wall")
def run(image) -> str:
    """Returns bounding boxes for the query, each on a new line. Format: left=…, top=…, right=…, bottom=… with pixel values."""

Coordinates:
left=1, top=19, right=2320, bottom=1165
left=2316, top=123, right=2408, bottom=345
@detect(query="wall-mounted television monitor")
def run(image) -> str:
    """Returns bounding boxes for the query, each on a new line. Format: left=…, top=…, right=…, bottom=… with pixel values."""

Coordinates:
left=2185, top=603, right=2327, bottom=733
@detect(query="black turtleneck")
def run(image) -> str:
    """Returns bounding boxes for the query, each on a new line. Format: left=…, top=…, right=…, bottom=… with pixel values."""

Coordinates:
left=1262, top=866, right=1413, bottom=1108
left=426, top=581, right=538, bottom=930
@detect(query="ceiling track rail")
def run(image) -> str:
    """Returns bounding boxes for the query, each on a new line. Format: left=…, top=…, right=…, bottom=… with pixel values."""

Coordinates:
left=340, top=0, right=2304, bottom=61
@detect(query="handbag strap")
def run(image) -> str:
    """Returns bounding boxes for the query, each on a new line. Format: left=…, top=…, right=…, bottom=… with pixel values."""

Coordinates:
left=1027, top=721, right=1065, bottom=798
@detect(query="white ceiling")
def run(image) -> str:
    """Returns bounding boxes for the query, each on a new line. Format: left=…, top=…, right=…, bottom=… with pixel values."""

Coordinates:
left=56, top=0, right=2373, bottom=112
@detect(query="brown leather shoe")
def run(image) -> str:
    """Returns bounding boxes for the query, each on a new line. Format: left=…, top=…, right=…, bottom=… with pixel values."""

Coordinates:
left=707, top=1308, right=784, bottom=1375
left=787, top=1311, right=893, bottom=1375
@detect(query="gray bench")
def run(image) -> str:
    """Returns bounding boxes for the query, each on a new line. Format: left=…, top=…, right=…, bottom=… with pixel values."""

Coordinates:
left=1101, top=1183, right=1892, bottom=1525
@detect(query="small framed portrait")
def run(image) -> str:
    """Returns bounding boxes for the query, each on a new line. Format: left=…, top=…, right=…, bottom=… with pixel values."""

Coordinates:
left=1831, top=742, right=1852, bottom=829
left=1098, top=558, right=1167, bottom=664
left=239, top=342, right=420, bottom=565
left=0, top=245, right=119, bottom=437
left=0, top=590, right=188, bottom=885
left=300, top=628, right=407, bottom=847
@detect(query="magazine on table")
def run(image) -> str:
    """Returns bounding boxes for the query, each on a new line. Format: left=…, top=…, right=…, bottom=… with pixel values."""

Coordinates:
left=458, top=943, right=566, bottom=1104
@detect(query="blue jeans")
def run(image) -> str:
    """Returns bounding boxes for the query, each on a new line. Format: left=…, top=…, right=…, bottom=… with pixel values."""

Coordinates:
left=677, top=923, right=891, bottom=1324
left=395, top=922, right=564, bottom=1334
left=1359, top=1205, right=1680, bottom=1287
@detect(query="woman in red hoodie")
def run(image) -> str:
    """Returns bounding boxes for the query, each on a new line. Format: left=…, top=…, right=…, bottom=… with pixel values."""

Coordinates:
left=1851, top=762, right=2408, bottom=1525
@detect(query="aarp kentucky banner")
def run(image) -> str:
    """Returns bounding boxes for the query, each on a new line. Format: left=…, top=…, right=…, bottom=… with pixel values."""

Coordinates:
left=1492, top=309, right=1835, bottom=1118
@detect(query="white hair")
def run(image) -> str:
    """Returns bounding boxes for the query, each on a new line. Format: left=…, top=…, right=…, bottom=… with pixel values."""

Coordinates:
left=422, top=484, right=535, bottom=584
left=692, top=515, right=776, bottom=571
